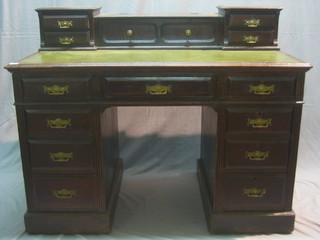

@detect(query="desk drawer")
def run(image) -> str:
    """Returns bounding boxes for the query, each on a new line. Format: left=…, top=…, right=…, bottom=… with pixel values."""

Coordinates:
left=26, top=109, right=92, bottom=135
left=226, top=107, right=293, bottom=135
left=29, top=140, right=94, bottom=171
left=44, top=31, right=90, bottom=47
left=222, top=174, right=286, bottom=211
left=104, top=77, right=214, bottom=99
left=228, top=14, right=276, bottom=30
left=224, top=139, right=290, bottom=171
left=31, top=176, right=99, bottom=211
left=228, top=31, right=274, bottom=46
left=42, top=15, right=90, bottom=30
left=22, top=77, right=92, bottom=101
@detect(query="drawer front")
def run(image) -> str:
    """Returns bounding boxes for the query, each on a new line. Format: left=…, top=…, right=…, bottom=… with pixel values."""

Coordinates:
left=31, top=176, right=99, bottom=211
left=228, top=31, right=274, bottom=46
left=44, top=31, right=90, bottom=47
left=104, top=77, right=214, bottom=99
left=26, top=109, right=92, bottom=135
left=228, top=14, right=276, bottom=30
left=224, top=139, right=290, bottom=170
left=99, top=20, right=157, bottom=45
left=22, top=77, right=92, bottom=101
left=226, top=107, right=293, bottom=135
left=29, top=140, right=94, bottom=170
left=222, top=174, right=286, bottom=211
left=42, top=15, right=90, bottom=30
left=227, top=74, right=296, bottom=100
left=161, top=21, right=217, bottom=44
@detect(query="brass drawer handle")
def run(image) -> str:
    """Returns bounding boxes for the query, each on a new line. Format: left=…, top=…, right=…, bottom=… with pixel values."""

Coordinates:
left=57, top=20, right=73, bottom=29
left=244, top=19, right=260, bottom=28
left=146, top=83, right=172, bottom=95
left=59, top=36, right=74, bottom=45
left=245, top=151, right=269, bottom=161
left=247, top=118, right=272, bottom=128
left=53, top=189, right=77, bottom=199
left=43, top=85, right=69, bottom=95
left=249, top=84, right=275, bottom=95
left=50, top=152, right=74, bottom=162
left=47, top=118, right=72, bottom=129
left=243, top=35, right=259, bottom=44
left=126, top=29, right=134, bottom=37
left=243, top=188, right=266, bottom=198
left=185, top=29, right=192, bottom=37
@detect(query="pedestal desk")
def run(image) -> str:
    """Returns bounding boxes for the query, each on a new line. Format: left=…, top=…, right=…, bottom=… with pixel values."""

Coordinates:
left=5, top=6, right=312, bottom=234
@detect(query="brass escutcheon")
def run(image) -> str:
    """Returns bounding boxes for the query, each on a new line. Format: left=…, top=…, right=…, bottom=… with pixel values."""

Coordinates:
left=243, top=35, right=259, bottom=44
left=243, top=187, right=266, bottom=198
left=249, top=84, right=275, bottom=95
left=50, top=152, right=74, bottom=162
left=59, top=36, right=74, bottom=45
left=146, top=83, right=172, bottom=95
left=53, top=189, right=76, bottom=199
left=47, top=118, right=72, bottom=129
left=245, top=150, right=270, bottom=161
left=43, top=85, right=69, bottom=95
left=244, top=19, right=260, bottom=28
left=247, top=118, right=272, bottom=128
left=57, top=20, right=73, bottom=29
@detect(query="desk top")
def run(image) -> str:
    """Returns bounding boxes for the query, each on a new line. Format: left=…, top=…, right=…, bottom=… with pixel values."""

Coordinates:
left=6, top=50, right=311, bottom=70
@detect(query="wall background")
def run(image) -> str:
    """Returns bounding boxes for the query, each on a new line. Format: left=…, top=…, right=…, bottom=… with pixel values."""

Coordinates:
left=1, top=0, right=319, bottom=239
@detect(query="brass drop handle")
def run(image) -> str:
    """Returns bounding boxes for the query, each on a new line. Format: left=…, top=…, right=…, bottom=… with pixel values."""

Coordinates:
left=245, top=151, right=270, bottom=161
left=244, top=19, right=260, bottom=28
left=57, top=20, right=73, bottom=29
left=50, top=152, right=74, bottom=162
left=243, top=188, right=266, bottom=198
left=59, top=36, right=74, bottom=45
left=185, top=29, right=192, bottom=37
left=243, top=35, right=259, bottom=44
left=47, top=118, right=72, bottom=129
left=249, top=84, right=275, bottom=95
left=247, top=118, right=272, bottom=128
left=53, top=189, right=77, bottom=199
left=126, top=29, right=134, bottom=37
left=43, top=85, right=69, bottom=95
left=146, top=83, right=172, bottom=95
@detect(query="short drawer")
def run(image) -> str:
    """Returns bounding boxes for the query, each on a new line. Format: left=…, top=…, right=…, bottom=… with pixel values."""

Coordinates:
left=226, top=107, right=293, bottom=135
left=224, top=139, right=290, bottom=171
left=161, top=21, right=217, bottom=45
left=44, top=31, right=90, bottom=47
left=104, top=77, right=214, bottom=99
left=26, top=109, right=92, bottom=135
left=42, top=15, right=90, bottom=30
left=228, top=31, right=274, bottom=46
left=31, top=176, right=99, bottom=211
left=226, top=74, right=296, bottom=100
left=29, top=140, right=94, bottom=171
left=228, top=14, right=276, bottom=30
left=98, top=20, right=157, bottom=45
left=22, top=77, right=92, bottom=101
left=222, top=174, right=287, bottom=211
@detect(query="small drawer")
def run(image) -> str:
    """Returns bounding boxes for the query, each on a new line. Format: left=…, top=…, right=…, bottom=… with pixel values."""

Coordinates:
left=104, top=76, right=214, bottom=99
left=31, top=176, right=99, bottom=211
left=226, top=107, right=293, bottom=135
left=98, top=20, right=157, bottom=45
left=44, top=31, right=90, bottom=47
left=222, top=174, right=287, bottom=211
left=161, top=21, right=217, bottom=44
left=224, top=139, right=290, bottom=171
left=226, top=74, right=296, bottom=100
left=228, top=31, right=274, bottom=46
left=26, top=109, right=92, bottom=135
left=228, top=14, right=276, bottom=30
left=42, top=15, right=90, bottom=30
left=22, top=77, right=92, bottom=101
left=29, top=140, right=94, bottom=171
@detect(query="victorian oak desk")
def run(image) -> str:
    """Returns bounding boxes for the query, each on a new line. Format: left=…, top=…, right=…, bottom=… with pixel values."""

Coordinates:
left=5, top=6, right=312, bottom=234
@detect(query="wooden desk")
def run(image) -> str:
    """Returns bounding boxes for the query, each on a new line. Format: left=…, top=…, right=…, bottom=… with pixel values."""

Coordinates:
left=5, top=49, right=311, bottom=234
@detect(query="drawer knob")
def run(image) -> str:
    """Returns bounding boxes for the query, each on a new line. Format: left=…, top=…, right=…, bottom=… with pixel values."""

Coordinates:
left=185, top=29, right=192, bottom=37
left=243, top=188, right=266, bottom=198
left=247, top=118, right=272, bottom=128
left=249, top=84, right=275, bottom=95
left=57, top=20, right=73, bottom=29
left=43, top=85, right=69, bottom=95
left=245, top=151, right=269, bottom=161
left=146, top=83, right=172, bottom=95
left=244, top=19, right=260, bottom=28
left=50, top=152, right=74, bottom=162
left=59, top=36, right=74, bottom=45
left=126, top=29, right=134, bottom=37
left=47, top=118, right=72, bottom=129
left=243, top=35, right=259, bottom=44
left=53, top=189, right=77, bottom=199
